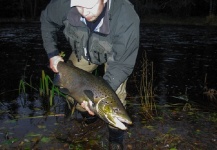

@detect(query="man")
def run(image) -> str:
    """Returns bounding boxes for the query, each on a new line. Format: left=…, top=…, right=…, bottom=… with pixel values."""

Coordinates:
left=40, top=0, right=139, bottom=149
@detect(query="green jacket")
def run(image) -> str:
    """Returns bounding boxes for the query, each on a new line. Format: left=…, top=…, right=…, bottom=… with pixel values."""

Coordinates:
left=40, top=0, right=140, bottom=90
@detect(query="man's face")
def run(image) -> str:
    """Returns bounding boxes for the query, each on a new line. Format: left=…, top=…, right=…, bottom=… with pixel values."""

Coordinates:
left=76, top=0, right=107, bottom=22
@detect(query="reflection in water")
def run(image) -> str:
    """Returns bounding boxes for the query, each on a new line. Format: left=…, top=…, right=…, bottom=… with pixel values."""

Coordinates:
left=1, top=24, right=217, bottom=108
left=140, top=24, right=217, bottom=104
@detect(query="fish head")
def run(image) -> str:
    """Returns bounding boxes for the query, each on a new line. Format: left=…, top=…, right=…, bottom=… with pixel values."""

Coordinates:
left=96, top=97, right=132, bottom=130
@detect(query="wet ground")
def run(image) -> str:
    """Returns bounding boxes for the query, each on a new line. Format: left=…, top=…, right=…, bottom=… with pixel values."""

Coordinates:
left=0, top=23, right=217, bottom=149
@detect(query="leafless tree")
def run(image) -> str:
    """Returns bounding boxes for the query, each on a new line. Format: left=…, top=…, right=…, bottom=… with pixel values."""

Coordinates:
left=205, top=0, right=216, bottom=16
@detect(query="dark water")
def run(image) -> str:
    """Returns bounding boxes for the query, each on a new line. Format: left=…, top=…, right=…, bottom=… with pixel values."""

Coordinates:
left=1, top=23, right=217, bottom=103
left=140, top=24, right=217, bottom=105
left=1, top=23, right=217, bottom=104
left=1, top=23, right=217, bottom=145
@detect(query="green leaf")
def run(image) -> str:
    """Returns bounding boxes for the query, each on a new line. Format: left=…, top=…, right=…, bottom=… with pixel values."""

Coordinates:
left=26, top=132, right=41, bottom=137
left=37, top=125, right=46, bottom=129
left=4, top=120, right=16, bottom=124
left=2, top=138, right=19, bottom=145
left=41, top=136, right=51, bottom=143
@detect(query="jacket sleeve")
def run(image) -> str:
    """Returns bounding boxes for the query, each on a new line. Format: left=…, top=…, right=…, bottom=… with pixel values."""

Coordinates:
left=103, top=8, right=140, bottom=91
left=40, top=0, right=71, bottom=58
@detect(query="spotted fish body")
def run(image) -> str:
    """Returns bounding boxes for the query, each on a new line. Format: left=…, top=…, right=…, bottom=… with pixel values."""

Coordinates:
left=53, top=61, right=132, bottom=130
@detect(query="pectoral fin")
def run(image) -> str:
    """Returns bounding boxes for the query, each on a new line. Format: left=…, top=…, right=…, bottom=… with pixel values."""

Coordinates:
left=53, top=74, right=61, bottom=86
left=83, top=90, right=95, bottom=105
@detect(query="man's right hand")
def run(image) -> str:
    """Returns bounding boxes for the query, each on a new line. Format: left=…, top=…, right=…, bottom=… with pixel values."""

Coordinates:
left=49, top=56, right=64, bottom=73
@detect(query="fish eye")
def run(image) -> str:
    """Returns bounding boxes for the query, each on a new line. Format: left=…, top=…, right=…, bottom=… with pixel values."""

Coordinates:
left=105, top=101, right=110, bottom=104
left=113, top=108, right=119, bottom=113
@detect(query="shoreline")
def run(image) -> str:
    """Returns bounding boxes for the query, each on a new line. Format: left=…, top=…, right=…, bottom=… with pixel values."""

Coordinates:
left=1, top=15, right=217, bottom=26
left=140, top=15, right=217, bottom=26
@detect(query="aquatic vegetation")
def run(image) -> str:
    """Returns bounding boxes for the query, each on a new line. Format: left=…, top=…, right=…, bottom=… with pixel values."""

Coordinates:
left=203, top=73, right=217, bottom=105
left=19, top=70, right=65, bottom=108
left=138, top=52, right=157, bottom=120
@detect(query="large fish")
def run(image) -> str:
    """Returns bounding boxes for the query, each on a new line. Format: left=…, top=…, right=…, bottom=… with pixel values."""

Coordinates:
left=53, top=61, right=132, bottom=130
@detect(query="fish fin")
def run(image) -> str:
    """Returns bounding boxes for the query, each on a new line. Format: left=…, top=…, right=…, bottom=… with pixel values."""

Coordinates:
left=53, top=74, right=61, bottom=86
left=83, top=90, right=95, bottom=103
left=59, top=88, right=71, bottom=95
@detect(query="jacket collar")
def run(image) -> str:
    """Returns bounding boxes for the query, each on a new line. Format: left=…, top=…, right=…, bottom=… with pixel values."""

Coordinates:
left=99, top=0, right=110, bottom=34
left=67, top=0, right=113, bottom=35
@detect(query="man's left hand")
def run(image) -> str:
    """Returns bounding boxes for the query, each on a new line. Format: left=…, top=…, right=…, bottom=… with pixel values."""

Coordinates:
left=81, top=101, right=95, bottom=116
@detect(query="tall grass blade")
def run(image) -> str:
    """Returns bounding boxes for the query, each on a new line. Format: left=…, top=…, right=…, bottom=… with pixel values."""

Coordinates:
left=139, top=52, right=157, bottom=120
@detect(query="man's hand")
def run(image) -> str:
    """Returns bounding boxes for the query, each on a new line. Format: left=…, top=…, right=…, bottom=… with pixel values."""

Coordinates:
left=81, top=101, right=95, bottom=116
left=49, top=56, right=64, bottom=73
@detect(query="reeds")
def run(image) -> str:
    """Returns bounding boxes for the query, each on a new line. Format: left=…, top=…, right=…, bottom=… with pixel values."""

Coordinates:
left=203, top=73, right=217, bottom=104
left=19, top=75, right=38, bottom=106
left=39, top=70, right=56, bottom=106
left=19, top=76, right=38, bottom=94
left=19, top=70, right=65, bottom=107
left=139, top=52, right=156, bottom=120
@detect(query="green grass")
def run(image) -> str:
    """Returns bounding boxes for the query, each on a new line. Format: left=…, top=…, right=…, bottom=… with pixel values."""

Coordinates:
left=19, top=70, right=65, bottom=107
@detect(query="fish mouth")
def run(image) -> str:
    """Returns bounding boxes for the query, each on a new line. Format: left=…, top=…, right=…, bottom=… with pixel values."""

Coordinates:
left=109, top=115, right=132, bottom=130
left=97, top=108, right=131, bottom=130
left=96, top=98, right=132, bottom=130
left=111, top=117, right=128, bottom=130
left=99, top=112, right=132, bottom=130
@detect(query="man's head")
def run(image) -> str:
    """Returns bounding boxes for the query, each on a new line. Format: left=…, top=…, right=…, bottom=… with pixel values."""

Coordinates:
left=71, top=0, right=107, bottom=22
